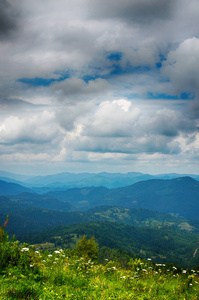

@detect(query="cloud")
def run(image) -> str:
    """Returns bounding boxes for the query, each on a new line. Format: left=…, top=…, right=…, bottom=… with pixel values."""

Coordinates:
left=83, top=99, right=140, bottom=137
left=86, top=0, right=174, bottom=24
left=162, top=37, right=199, bottom=96
left=1, top=0, right=199, bottom=174
left=161, top=37, right=199, bottom=120
left=0, top=111, right=60, bottom=146
left=56, top=99, right=192, bottom=159
left=52, top=77, right=109, bottom=101
left=0, top=0, right=20, bottom=39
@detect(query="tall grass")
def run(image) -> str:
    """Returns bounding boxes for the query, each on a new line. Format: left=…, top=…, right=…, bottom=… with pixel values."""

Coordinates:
left=1, top=228, right=199, bottom=299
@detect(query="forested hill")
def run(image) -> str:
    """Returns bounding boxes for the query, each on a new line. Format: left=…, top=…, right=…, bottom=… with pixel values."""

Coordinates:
left=1, top=176, right=199, bottom=219
left=46, top=177, right=199, bottom=219
left=0, top=180, right=33, bottom=195
left=18, top=220, right=199, bottom=268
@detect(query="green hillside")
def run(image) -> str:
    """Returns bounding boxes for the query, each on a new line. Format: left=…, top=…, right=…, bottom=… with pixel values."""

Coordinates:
left=1, top=203, right=198, bottom=237
left=1, top=231, right=199, bottom=299
left=18, top=221, right=199, bottom=268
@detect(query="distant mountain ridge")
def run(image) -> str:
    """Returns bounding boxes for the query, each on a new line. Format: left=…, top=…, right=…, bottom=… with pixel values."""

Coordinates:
left=1, top=170, right=199, bottom=191
left=46, top=176, right=199, bottom=219
left=1, top=175, right=199, bottom=219
left=0, top=180, right=33, bottom=195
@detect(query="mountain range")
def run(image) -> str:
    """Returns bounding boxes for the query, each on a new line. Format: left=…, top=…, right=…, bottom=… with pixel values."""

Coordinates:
left=0, top=175, right=199, bottom=219
left=1, top=170, right=199, bottom=191
left=1, top=171, right=199, bottom=268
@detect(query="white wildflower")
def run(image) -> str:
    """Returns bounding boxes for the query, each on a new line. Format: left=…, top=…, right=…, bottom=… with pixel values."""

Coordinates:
left=21, top=247, right=29, bottom=252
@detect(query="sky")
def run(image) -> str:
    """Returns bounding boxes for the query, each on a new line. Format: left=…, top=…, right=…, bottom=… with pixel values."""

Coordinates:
left=1, top=0, right=199, bottom=175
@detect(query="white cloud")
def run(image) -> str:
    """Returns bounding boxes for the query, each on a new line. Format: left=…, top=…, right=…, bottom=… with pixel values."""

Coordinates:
left=0, top=110, right=60, bottom=146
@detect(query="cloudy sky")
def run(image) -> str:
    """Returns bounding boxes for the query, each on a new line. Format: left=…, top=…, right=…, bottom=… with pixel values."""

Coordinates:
left=1, top=0, right=199, bottom=175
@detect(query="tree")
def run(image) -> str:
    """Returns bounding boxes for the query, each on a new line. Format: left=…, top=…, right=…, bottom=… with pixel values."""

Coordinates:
left=75, top=235, right=99, bottom=261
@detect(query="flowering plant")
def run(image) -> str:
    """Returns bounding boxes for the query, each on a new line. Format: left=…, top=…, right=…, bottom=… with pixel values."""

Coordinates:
left=0, top=215, right=9, bottom=243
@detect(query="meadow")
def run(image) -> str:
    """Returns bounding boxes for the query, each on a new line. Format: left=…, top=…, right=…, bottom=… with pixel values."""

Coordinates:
left=1, top=226, right=199, bottom=300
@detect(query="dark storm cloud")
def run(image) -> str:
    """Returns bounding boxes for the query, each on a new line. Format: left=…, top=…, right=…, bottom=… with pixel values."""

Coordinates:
left=0, top=98, right=35, bottom=108
left=87, top=0, right=174, bottom=24
left=0, top=0, right=20, bottom=39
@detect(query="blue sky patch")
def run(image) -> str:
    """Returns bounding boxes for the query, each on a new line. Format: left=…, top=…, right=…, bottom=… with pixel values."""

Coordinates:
left=82, top=74, right=103, bottom=83
left=18, top=77, right=56, bottom=87
left=107, top=52, right=123, bottom=61
left=147, top=92, right=194, bottom=100
left=18, top=73, right=71, bottom=87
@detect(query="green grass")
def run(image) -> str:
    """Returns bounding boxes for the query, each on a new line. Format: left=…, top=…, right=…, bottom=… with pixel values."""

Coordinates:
left=1, top=237, right=199, bottom=299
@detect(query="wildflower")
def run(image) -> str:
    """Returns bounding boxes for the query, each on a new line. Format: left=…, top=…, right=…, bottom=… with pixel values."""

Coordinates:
left=3, top=216, right=9, bottom=227
left=147, top=258, right=151, bottom=261
left=35, top=251, right=40, bottom=254
left=55, top=258, right=59, bottom=261
left=120, top=276, right=126, bottom=279
left=30, top=264, right=33, bottom=267
left=54, top=250, right=60, bottom=254
left=43, top=260, right=46, bottom=262
left=21, top=247, right=29, bottom=252
left=48, top=254, right=52, bottom=257
left=182, top=270, right=187, bottom=274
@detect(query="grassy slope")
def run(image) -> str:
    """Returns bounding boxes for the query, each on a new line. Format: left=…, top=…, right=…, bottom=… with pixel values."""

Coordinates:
left=1, top=238, right=199, bottom=300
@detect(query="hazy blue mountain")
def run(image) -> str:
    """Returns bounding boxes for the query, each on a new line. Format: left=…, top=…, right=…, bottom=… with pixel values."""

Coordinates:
left=20, top=171, right=199, bottom=190
left=0, top=171, right=33, bottom=182
left=1, top=170, right=199, bottom=190
left=0, top=192, right=76, bottom=213
left=46, top=177, right=199, bottom=219
left=23, top=171, right=154, bottom=190
left=0, top=180, right=33, bottom=195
